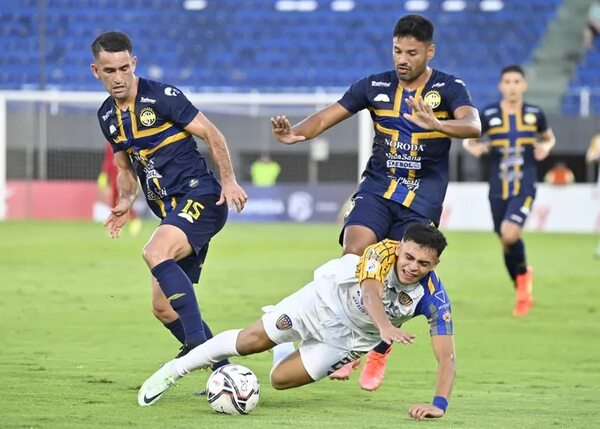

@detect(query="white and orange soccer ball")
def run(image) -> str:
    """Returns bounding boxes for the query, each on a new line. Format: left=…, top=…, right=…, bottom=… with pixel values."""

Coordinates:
left=206, top=364, right=260, bottom=415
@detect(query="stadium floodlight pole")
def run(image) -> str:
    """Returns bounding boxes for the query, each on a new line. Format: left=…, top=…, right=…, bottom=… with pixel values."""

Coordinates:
left=0, top=95, right=6, bottom=220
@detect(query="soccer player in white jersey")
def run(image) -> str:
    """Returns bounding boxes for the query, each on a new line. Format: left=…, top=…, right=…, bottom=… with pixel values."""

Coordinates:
left=138, top=224, right=456, bottom=420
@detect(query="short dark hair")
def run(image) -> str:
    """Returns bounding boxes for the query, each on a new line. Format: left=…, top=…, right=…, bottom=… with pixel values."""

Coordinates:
left=393, top=14, right=434, bottom=43
left=402, top=223, right=447, bottom=257
left=500, top=65, right=525, bottom=79
left=91, top=31, right=133, bottom=58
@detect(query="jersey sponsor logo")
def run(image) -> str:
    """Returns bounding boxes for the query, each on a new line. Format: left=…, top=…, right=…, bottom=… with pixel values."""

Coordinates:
left=139, top=107, right=157, bottom=126
left=188, top=178, right=199, bottom=188
left=102, top=108, right=113, bottom=121
left=489, top=117, right=502, bottom=127
left=140, top=96, right=156, bottom=104
left=374, top=93, right=391, bottom=102
left=523, top=113, right=537, bottom=125
left=398, top=177, right=421, bottom=191
left=498, top=170, right=523, bottom=182
left=371, top=80, right=391, bottom=87
left=386, top=160, right=422, bottom=169
left=442, top=311, right=452, bottom=322
left=484, top=107, right=499, bottom=115
left=366, top=259, right=378, bottom=273
left=431, top=82, right=445, bottom=88
left=423, top=90, right=441, bottom=109
left=164, top=87, right=180, bottom=96
left=434, top=290, right=446, bottom=303
left=384, top=139, right=425, bottom=151
left=275, top=314, right=293, bottom=330
left=398, top=291, right=413, bottom=306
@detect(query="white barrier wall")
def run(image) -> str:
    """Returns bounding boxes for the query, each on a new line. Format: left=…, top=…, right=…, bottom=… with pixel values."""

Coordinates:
left=441, top=183, right=600, bottom=232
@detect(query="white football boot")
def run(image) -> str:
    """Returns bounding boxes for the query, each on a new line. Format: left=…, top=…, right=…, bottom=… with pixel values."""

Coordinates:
left=138, top=360, right=179, bottom=406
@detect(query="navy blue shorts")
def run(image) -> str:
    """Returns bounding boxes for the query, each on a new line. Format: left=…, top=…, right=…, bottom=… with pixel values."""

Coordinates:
left=161, top=192, right=227, bottom=283
left=339, top=191, right=433, bottom=244
left=489, top=193, right=535, bottom=234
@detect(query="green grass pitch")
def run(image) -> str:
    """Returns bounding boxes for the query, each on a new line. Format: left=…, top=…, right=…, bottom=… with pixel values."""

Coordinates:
left=1, top=221, right=599, bottom=428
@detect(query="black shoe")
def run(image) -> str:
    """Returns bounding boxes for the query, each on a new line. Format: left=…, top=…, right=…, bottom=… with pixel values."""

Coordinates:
left=175, top=343, right=198, bottom=359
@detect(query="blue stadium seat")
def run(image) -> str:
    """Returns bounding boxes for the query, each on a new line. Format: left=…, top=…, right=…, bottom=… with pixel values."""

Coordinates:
left=0, top=0, right=560, bottom=99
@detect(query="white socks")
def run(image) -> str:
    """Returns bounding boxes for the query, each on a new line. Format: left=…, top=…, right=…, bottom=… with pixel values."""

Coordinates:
left=172, top=329, right=242, bottom=377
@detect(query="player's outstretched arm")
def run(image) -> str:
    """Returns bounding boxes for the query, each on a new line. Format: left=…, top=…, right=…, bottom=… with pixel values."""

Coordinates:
left=103, top=151, right=138, bottom=238
left=185, top=112, right=248, bottom=213
left=361, top=278, right=416, bottom=345
left=408, top=334, right=456, bottom=420
left=534, top=128, right=556, bottom=161
left=270, top=103, right=352, bottom=145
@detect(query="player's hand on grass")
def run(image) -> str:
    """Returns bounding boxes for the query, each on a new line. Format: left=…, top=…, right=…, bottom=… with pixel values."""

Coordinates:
left=103, top=201, right=130, bottom=238
left=217, top=179, right=248, bottom=213
left=270, top=115, right=306, bottom=144
left=380, top=325, right=415, bottom=345
left=403, top=96, right=442, bottom=131
left=408, top=403, right=445, bottom=420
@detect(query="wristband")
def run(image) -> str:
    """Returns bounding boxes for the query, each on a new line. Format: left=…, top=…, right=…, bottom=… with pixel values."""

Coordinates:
left=432, top=396, right=448, bottom=412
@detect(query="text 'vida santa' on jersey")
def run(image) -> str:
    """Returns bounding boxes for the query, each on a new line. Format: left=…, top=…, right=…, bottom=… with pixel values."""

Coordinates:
left=480, top=102, right=548, bottom=200
left=96, top=78, right=221, bottom=218
left=337, top=69, right=474, bottom=224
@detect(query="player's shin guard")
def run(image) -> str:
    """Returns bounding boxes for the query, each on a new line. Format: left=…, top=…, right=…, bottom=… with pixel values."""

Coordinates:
left=173, top=329, right=242, bottom=377
left=151, top=259, right=206, bottom=346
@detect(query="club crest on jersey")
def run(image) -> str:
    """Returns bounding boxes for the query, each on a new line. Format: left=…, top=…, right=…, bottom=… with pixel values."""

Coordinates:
left=139, top=107, right=156, bottom=127
left=275, top=314, right=293, bottom=330
left=442, top=312, right=452, bottom=323
left=423, top=90, right=441, bottom=109
left=523, top=113, right=537, bottom=125
left=398, top=291, right=413, bottom=306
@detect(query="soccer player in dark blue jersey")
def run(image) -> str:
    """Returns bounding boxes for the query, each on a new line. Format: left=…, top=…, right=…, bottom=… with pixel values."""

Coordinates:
left=90, top=32, right=248, bottom=365
left=271, top=15, right=480, bottom=391
left=463, top=65, right=555, bottom=317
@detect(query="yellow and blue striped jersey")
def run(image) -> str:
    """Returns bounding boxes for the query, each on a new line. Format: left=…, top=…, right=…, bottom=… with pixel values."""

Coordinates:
left=480, top=102, right=548, bottom=200
left=97, top=78, right=221, bottom=219
left=338, top=69, right=474, bottom=224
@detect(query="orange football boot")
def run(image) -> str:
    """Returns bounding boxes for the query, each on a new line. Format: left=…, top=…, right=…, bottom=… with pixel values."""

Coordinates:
left=513, top=266, right=534, bottom=316
left=359, top=348, right=392, bottom=391
left=329, top=359, right=361, bottom=380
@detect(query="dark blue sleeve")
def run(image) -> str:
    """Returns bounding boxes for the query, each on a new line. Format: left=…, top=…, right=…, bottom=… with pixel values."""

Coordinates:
left=479, top=109, right=490, bottom=135
left=414, top=287, right=453, bottom=336
left=157, top=85, right=199, bottom=129
left=536, top=108, right=548, bottom=133
left=337, top=78, right=370, bottom=114
left=445, top=77, right=474, bottom=115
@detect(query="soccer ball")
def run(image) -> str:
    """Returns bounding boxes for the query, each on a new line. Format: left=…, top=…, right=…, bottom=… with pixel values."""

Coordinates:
left=206, top=364, right=260, bottom=415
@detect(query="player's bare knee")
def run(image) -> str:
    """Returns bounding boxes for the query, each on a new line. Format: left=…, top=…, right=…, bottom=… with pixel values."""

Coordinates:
left=342, top=243, right=367, bottom=256
left=151, top=301, right=173, bottom=322
left=142, top=243, right=164, bottom=268
left=235, top=331, right=267, bottom=356
left=269, top=369, right=292, bottom=390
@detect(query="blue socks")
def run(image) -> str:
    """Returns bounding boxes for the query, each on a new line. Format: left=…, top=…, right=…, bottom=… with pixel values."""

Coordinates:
left=504, top=239, right=527, bottom=284
left=152, top=259, right=206, bottom=346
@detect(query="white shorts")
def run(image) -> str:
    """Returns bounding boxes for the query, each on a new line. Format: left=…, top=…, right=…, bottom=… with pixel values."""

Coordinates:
left=261, top=280, right=366, bottom=381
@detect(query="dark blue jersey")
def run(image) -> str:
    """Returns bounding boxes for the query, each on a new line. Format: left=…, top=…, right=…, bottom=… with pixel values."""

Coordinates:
left=480, top=102, right=548, bottom=200
left=96, top=77, right=221, bottom=219
left=338, top=69, right=474, bottom=224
